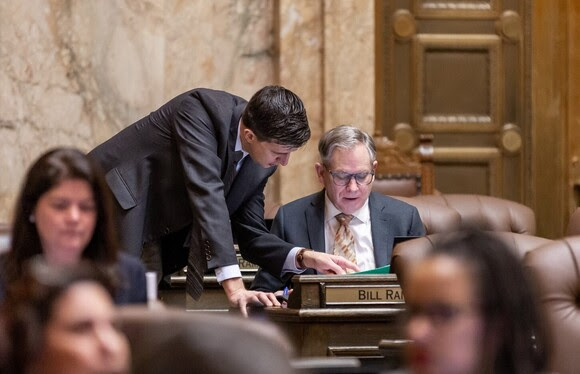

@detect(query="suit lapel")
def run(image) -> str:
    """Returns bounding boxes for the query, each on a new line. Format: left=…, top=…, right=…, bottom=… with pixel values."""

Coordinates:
left=306, top=191, right=326, bottom=252
left=226, top=158, right=268, bottom=213
left=369, top=193, right=393, bottom=267
left=223, top=105, right=244, bottom=196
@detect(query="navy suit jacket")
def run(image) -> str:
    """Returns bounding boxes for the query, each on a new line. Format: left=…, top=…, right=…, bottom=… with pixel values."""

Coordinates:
left=0, top=252, right=147, bottom=305
left=250, top=191, right=426, bottom=291
left=89, top=88, right=294, bottom=277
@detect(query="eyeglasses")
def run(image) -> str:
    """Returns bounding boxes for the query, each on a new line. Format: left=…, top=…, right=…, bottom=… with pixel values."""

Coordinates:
left=325, top=166, right=375, bottom=186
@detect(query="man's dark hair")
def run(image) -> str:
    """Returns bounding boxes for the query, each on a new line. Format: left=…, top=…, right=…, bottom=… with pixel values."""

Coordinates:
left=242, top=85, right=310, bottom=148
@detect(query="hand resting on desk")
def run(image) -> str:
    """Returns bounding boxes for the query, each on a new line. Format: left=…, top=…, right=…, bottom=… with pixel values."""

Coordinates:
left=302, top=250, right=360, bottom=274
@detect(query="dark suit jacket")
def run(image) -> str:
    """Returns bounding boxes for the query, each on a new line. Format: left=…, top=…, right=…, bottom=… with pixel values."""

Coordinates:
left=250, top=191, right=426, bottom=291
left=89, top=88, right=294, bottom=277
left=116, top=253, right=147, bottom=305
left=0, top=252, right=147, bottom=306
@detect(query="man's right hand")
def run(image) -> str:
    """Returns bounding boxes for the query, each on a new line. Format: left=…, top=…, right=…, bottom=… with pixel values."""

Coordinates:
left=301, top=250, right=360, bottom=274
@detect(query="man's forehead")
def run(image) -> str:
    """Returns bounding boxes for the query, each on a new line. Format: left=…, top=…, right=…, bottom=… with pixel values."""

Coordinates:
left=266, top=142, right=298, bottom=153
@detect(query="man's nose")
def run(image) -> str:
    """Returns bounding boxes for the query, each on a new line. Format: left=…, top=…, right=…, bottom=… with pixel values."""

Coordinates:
left=346, top=177, right=359, bottom=191
left=277, top=154, right=290, bottom=166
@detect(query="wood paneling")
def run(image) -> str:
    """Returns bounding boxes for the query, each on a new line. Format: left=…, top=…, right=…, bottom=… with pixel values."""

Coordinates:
left=376, top=0, right=528, bottom=203
left=569, top=1, right=580, bottom=212
left=531, top=0, right=569, bottom=238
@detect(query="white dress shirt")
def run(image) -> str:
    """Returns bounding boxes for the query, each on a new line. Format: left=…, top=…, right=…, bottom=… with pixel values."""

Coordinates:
left=323, top=196, right=375, bottom=271
left=215, top=122, right=248, bottom=283
left=283, top=194, right=376, bottom=274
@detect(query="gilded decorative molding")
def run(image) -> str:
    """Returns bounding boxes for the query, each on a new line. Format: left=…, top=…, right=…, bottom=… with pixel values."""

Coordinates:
left=414, top=0, right=499, bottom=18
left=393, top=123, right=417, bottom=153
left=392, top=9, right=416, bottom=41
left=499, top=123, right=522, bottom=155
left=497, top=10, right=522, bottom=42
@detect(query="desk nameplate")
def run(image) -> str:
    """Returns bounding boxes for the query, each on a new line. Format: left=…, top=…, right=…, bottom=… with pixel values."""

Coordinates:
left=324, top=284, right=405, bottom=306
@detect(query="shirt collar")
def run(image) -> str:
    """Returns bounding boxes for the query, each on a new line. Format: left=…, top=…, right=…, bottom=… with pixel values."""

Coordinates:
left=236, top=119, right=249, bottom=159
left=323, top=193, right=370, bottom=224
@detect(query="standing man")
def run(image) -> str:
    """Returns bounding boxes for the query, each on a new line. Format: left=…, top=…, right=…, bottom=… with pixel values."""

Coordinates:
left=89, top=86, right=357, bottom=314
left=251, top=125, right=425, bottom=292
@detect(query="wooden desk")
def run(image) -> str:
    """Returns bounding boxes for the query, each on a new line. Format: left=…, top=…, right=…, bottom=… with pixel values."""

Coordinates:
left=159, top=252, right=258, bottom=312
left=265, top=274, right=407, bottom=360
left=160, top=266, right=408, bottom=364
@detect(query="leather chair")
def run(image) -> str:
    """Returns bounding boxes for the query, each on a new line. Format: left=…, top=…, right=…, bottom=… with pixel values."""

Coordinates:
left=567, top=208, right=580, bottom=236
left=393, top=196, right=461, bottom=234
left=372, top=134, right=435, bottom=197
left=116, top=306, right=294, bottom=374
left=523, top=237, right=580, bottom=374
left=392, top=232, right=552, bottom=286
left=395, top=194, right=536, bottom=235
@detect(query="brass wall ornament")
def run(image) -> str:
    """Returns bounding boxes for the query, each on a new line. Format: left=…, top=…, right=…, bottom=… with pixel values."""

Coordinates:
left=393, top=123, right=418, bottom=153
left=499, top=123, right=522, bottom=155
left=392, top=9, right=416, bottom=41
left=497, top=10, right=521, bottom=42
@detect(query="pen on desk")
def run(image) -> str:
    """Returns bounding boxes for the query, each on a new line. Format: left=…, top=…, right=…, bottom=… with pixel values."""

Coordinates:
left=283, top=286, right=289, bottom=298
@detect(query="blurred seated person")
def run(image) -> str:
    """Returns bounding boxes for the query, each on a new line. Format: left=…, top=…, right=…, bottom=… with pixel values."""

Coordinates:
left=403, top=229, right=549, bottom=374
left=0, top=147, right=146, bottom=304
left=251, top=125, right=425, bottom=292
left=0, top=259, right=131, bottom=374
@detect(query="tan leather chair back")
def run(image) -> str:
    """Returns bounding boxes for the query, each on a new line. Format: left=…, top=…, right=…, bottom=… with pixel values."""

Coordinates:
left=399, top=194, right=536, bottom=235
left=524, top=237, right=580, bottom=374
left=392, top=232, right=551, bottom=286
left=393, top=196, right=461, bottom=234
left=116, top=306, right=294, bottom=374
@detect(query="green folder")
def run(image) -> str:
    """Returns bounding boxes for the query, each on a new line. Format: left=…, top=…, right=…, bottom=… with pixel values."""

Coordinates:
left=352, top=265, right=390, bottom=275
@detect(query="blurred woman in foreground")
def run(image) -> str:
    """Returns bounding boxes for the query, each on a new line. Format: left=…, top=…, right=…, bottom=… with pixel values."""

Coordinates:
left=0, top=259, right=130, bottom=373
left=0, top=147, right=146, bottom=304
left=403, top=229, right=549, bottom=374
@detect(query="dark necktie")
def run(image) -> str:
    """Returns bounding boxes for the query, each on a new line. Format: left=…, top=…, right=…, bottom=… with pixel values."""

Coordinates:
left=223, top=150, right=244, bottom=194
left=333, top=213, right=357, bottom=265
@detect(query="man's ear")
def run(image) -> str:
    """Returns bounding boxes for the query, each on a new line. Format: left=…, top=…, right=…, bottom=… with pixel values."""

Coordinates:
left=372, top=160, right=378, bottom=172
left=315, top=163, right=325, bottom=184
left=242, top=127, right=257, bottom=143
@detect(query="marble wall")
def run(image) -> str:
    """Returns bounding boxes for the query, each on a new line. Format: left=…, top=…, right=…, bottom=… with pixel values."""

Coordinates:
left=0, top=0, right=374, bottom=223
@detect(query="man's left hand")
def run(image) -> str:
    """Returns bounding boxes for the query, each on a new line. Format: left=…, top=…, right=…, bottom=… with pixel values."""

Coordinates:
left=222, top=277, right=281, bottom=317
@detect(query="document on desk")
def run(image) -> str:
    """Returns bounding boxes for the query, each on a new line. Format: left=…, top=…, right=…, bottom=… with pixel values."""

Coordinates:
left=351, top=265, right=390, bottom=275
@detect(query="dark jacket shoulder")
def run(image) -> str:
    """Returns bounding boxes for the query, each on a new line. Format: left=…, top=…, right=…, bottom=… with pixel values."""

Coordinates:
left=115, top=252, right=147, bottom=305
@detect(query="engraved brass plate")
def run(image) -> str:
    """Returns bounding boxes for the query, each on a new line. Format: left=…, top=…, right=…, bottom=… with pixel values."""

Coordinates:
left=325, top=285, right=405, bottom=306
left=237, top=256, right=259, bottom=271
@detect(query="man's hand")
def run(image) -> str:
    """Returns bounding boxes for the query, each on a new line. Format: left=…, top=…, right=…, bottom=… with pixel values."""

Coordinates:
left=301, top=250, right=360, bottom=274
left=222, top=277, right=280, bottom=317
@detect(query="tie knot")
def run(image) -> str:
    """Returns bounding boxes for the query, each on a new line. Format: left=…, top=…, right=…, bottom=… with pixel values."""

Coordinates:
left=336, top=213, right=353, bottom=226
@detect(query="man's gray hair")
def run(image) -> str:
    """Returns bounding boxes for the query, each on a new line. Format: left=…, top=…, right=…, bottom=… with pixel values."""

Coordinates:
left=318, top=125, right=376, bottom=166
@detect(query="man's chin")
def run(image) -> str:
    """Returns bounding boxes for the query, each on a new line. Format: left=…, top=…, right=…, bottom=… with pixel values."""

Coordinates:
left=339, top=199, right=362, bottom=214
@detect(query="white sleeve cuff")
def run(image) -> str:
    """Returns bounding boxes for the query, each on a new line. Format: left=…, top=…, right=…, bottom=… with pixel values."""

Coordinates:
left=215, top=265, right=242, bottom=283
left=282, top=247, right=308, bottom=275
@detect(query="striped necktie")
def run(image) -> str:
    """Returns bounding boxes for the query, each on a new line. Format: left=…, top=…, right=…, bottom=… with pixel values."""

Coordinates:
left=333, top=213, right=357, bottom=265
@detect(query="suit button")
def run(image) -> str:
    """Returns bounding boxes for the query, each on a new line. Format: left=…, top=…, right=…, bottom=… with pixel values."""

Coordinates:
left=163, top=228, right=170, bottom=234
left=206, top=254, right=212, bottom=261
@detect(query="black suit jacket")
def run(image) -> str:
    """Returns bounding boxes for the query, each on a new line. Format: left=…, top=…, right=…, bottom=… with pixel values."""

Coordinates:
left=89, top=88, right=294, bottom=276
left=250, top=191, right=426, bottom=291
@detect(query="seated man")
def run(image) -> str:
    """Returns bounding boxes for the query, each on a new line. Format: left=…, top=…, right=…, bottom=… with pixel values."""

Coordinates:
left=251, top=125, right=425, bottom=292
